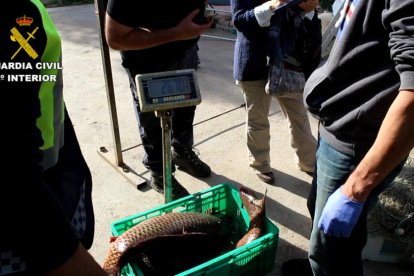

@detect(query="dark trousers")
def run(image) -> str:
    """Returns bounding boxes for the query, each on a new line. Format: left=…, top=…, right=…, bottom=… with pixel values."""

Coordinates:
left=125, top=45, right=198, bottom=173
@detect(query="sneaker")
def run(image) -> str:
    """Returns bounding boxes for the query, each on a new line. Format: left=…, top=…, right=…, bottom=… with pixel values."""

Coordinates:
left=257, top=171, right=275, bottom=184
left=172, top=147, right=211, bottom=178
left=150, top=172, right=190, bottom=200
left=281, top=259, right=313, bottom=276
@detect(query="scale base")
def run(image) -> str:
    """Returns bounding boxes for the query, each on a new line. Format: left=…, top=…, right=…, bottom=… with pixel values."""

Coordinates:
left=97, top=147, right=147, bottom=190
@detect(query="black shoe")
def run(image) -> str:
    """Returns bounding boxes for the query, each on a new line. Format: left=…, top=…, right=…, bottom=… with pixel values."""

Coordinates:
left=281, top=259, right=313, bottom=276
left=150, top=172, right=190, bottom=200
left=257, top=171, right=275, bottom=184
left=305, top=171, right=314, bottom=177
left=172, top=147, right=211, bottom=178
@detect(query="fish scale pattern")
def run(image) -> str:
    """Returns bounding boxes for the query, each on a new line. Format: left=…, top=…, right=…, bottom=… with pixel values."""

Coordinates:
left=103, top=212, right=228, bottom=276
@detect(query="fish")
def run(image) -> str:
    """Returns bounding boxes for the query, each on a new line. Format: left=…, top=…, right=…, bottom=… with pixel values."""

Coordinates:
left=236, top=187, right=267, bottom=248
left=104, top=187, right=267, bottom=275
left=134, top=187, right=268, bottom=274
left=129, top=233, right=232, bottom=276
left=103, top=212, right=233, bottom=276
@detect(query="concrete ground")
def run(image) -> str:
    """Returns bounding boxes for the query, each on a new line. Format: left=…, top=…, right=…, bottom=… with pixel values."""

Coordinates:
left=47, top=4, right=412, bottom=276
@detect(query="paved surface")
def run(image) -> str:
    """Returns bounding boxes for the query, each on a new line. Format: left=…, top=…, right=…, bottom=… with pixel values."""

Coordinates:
left=48, top=4, right=412, bottom=275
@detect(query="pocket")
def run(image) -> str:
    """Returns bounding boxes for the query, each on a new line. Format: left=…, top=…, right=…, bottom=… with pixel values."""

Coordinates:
left=304, top=74, right=331, bottom=120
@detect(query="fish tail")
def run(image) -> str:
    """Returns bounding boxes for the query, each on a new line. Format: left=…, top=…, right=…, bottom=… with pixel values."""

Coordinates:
left=260, top=189, right=267, bottom=207
left=239, top=187, right=266, bottom=217
left=237, top=187, right=267, bottom=248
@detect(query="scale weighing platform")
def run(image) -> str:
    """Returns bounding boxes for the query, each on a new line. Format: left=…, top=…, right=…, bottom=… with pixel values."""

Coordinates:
left=135, top=69, right=201, bottom=204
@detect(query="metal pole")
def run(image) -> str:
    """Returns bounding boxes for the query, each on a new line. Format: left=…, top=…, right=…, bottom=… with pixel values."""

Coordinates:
left=200, top=34, right=236, bottom=42
left=156, top=110, right=173, bottom=205
left=94, top=0, right=124, bottom=166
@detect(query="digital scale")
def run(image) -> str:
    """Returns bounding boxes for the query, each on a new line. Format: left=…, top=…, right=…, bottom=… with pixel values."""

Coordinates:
left=135, top=69, right=201, bottom=204
left=136, top=69, right=201, bottom=112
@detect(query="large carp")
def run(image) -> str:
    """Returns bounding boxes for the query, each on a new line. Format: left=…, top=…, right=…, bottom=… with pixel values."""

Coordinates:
left=103, top=187, right=267, bottom=275
left=132, top=186, right=268, bottom=275
left=130, top=233, right=232, bottom=275
left=103, top=212, right=232, bottom=276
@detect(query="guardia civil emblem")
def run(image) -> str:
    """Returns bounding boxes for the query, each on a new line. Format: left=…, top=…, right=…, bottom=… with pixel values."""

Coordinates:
left=10, top=15, right=39, bottom=60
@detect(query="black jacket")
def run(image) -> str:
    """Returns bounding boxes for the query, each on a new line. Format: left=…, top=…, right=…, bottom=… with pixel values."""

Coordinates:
left=304, top=0, right=414, bottom=158
left=0, top=1, right=94, bottom=274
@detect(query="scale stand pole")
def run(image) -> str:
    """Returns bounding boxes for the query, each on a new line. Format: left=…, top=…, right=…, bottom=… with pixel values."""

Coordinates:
left=156, top=110, right=174, bottom=205
left=94, top=0, right=123, bottom=165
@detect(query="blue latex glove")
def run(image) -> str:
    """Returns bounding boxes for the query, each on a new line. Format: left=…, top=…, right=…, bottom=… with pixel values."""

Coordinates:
left=318, top=186, right=365, bottom=237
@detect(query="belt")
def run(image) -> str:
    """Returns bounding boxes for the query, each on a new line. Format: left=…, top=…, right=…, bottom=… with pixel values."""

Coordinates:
left=284, top=61, right=302, bottom=72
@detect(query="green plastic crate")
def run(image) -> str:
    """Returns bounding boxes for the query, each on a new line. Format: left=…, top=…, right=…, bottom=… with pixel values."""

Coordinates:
left=110, top=183, right=279, bottom=276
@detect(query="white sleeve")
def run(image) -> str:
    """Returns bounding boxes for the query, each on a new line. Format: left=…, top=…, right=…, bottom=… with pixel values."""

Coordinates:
left=305, top=10, right=315, bottom=20
left=254, top=2, right=274, bottom=27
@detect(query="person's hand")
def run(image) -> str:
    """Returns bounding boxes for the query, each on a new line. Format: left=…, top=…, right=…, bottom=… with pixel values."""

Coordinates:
left=269, top=0, right=290, bottom=11
left=174, top=9, right=213, bottom=40
left=317, top=186, right=365, bottom=237
left=45, top=243, right=108, bottom=276
left=299, top=0, right=319, bottom=13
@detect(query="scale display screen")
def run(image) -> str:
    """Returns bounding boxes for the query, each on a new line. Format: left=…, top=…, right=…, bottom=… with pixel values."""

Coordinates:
left=136, top=69, right=201, bottom=112
left=147, top=77, right=191, bottom=98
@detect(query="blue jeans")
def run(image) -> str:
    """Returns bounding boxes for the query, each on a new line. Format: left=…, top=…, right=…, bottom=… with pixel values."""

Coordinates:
left=307, top=136, right=406, bottom=276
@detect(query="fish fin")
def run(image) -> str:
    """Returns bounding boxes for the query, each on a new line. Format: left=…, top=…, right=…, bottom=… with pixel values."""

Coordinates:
left=261, top=189, right=267, bottom=206
left=239, top=187, right=267, bottom=220
left=240, top=187, right=258, bottom=199
left=206, top=208, right=220, bottom=214
left=110, top=236, right=119, bottom=243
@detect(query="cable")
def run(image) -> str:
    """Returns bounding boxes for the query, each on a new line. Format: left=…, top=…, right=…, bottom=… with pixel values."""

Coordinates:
left=122, top=103, right=246, bottom=152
